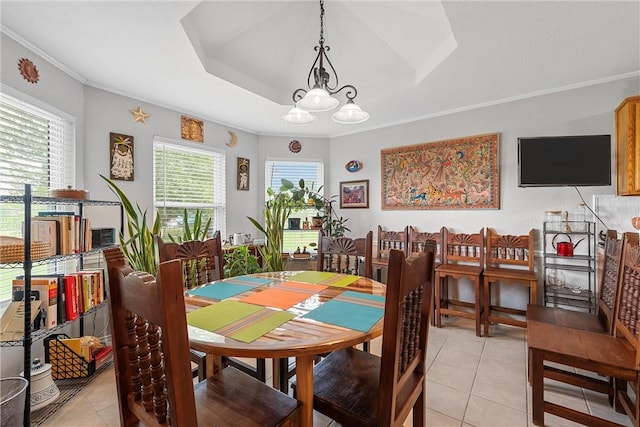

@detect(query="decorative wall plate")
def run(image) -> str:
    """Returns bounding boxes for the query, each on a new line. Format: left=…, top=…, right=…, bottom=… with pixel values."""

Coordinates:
left=345, top=160, right=362, bottom=172
left=18, top=58, right=39, bottom=84
left=289, top=140, right=301, bottom=153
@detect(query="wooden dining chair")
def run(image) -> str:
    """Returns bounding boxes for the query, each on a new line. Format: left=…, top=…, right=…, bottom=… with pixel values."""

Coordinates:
left=527, top=230, right=632, bottom=335
left=526, top=231, right=633, bottom=403
left=434, top=228, right=485, bottom=336
left=317, top=231, right=373, bottom=278
left=156, top=233, right=266, bottom=383
left=275, top=231, right=375, bottom=393
left=409, top=226, right=444, bottom=326
left=482, top=228, right=537, bottom=336
left=372, top=225, right=408, bottom=282
left=103, top=247, right=300, bottom=427
left=528, top=235, right=640, bottom=427
left=300, top=242, right=436, bottom=426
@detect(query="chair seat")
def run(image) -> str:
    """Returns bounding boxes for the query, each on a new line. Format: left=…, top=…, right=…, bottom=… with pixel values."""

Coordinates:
left=526, top=304, right=606, bottom=333
left=483, top=267, right=536, bottom=282
left=528, top=321, right=637, bottom=376
left=303, top=347, right=381, bottom=427
left=195, top=366, right=300, bottom=427
left=435, top=264, right=483, bottom=276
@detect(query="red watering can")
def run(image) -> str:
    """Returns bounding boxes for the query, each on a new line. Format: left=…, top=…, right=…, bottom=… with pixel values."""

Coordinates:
left=552, top=233, right=584, bottom=257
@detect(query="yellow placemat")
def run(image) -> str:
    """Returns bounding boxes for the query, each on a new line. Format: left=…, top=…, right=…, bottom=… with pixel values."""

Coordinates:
left=290, top=271, right=360, bottom=287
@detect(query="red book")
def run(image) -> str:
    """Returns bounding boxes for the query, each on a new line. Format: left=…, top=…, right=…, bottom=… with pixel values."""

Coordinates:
left=64, top=275, right=79, bottom=321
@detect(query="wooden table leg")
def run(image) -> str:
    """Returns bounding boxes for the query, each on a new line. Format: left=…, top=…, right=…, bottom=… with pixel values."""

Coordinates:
left=206, top=354, right=222, bottom=378
left=272, top=358, right=282, bottom=391
left=295, top=355, right=314, bottom=427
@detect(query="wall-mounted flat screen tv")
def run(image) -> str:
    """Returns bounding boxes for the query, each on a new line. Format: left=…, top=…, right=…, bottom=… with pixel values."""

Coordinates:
left=518, top=135, right=611, bottom=187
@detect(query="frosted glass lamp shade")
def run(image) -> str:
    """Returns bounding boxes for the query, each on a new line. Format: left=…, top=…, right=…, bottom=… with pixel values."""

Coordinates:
left=282, top=106, right=316, bottom=125
left=331, top=101, right=370, bottom=124
left=296, top=87, right=339, bottom=112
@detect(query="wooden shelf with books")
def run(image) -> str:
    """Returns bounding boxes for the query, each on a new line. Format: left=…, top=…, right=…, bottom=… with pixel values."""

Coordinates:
left=0, top=184, right=122, bottom=425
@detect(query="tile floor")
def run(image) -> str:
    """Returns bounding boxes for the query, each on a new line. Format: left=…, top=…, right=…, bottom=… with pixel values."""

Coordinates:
left=40, top=317, right=632, bottom=427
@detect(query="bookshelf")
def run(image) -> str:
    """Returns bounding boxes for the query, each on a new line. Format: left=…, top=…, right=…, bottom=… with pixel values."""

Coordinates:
left=0, top=184, right=122, bottom=425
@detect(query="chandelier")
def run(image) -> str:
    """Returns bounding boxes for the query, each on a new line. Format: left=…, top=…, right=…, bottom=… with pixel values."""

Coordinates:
left=282, top=0, right=369, bottom=125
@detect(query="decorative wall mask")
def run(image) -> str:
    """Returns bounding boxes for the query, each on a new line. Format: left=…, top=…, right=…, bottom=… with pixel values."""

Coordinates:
left=226, top=130, right=238, bottom=147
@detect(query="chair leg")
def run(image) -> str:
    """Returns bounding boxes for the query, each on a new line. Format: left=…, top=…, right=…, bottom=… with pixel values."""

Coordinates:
left=483, top=279, right=491, bottom=337
left=190, top=349, right=206, bottom=382
left=434, top=273, right=442, bottom=328
left=474, top=278, right=482, bottom=337
left=531, top=349, right=545, bottom=426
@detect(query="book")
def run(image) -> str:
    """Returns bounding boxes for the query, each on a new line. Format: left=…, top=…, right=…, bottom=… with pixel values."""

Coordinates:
left=35, top=215, right=73, bottom=254
left=64, top=275, right=79, bottom=321
left=12, top=277, right=58, bottom=329
left=29, top=219, right=59, bottom=255
left=16, top=274, right=66, bottom=324
left=0, top=301, right=42, bottom=342
left=77, top=269, right=105, bottom=306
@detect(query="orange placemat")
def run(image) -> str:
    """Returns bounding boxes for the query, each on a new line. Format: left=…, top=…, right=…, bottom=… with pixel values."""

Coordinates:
left=240, top=281, right=327, bottom=309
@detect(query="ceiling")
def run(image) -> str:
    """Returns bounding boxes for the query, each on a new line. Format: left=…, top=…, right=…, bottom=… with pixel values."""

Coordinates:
left=1, top=1, right=639, bottom=138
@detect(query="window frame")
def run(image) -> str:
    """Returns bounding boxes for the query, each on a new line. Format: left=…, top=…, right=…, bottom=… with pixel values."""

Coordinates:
left=152, top=137, right=226, bottom=240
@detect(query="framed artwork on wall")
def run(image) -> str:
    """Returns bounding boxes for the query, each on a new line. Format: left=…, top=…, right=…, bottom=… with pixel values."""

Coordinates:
left=340, top=180, right=369, bottom=208
left=237, top=157, right=249, bottom=191
left=109, top=132, right=134, bottom=181
left=381, top=133, right=499, bottom=210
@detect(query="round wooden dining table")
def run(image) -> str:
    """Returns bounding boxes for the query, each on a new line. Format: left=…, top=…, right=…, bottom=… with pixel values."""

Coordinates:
left=185, top=270, right=386, bottom=427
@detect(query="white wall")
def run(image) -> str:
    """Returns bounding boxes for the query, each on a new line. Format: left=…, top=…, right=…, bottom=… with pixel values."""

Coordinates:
left=329, top=77, right=639, bottom=241
left=82, top=86, right=259, bottom=237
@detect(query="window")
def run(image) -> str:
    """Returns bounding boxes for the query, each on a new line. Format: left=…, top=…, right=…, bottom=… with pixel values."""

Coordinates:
left=153, top=138, right=226, bottom=240
left=265, top=159, right=324, bottom=253
left=0, top=92, right=76, bottom=301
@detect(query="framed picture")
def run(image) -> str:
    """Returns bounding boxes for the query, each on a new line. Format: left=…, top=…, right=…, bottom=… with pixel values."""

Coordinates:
left=181, top=115, right=204, bottom=142
left=237, top=157, right=249, bottom=190
left=340, top=180, right=369, bottom=209
left=109, top=132, right=134, bottom=181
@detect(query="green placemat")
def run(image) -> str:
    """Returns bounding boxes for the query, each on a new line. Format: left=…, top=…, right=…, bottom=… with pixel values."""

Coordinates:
left=186, top=300, right=262, bottom=332
left=219, top=309, right=295, bottom=343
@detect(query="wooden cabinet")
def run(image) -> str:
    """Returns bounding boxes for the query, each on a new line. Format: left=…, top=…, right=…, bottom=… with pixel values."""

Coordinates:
left=616, top=95, right=640, bottom=195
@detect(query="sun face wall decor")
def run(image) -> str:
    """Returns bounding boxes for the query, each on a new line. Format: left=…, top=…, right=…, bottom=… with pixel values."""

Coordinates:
left=181, top=115, right=204, bottom=142
left=18, top=58, right=39, bottom=84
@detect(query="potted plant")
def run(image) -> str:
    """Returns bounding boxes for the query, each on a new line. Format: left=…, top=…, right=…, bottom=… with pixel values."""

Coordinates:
left=223, top=245, right=262, bottom=277
left=101, top=175, right=161, bottom=275
left=167, top=208, right=212, bottom=243
left=248, top=178, right=321, bottom=271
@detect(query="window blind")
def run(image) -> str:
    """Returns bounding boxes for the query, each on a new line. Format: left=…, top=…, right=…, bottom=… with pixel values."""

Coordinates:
left=153, top=139, right=226, bottom=240
left=0, top=93, right=76, bottom=301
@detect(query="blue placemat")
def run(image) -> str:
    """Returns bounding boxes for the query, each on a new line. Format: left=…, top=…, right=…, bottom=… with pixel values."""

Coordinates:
left=223, top=276, right=273, bottom=286
left=302, top=298, right=384, bottom=333
left=187, top=282, right=254, bottom=300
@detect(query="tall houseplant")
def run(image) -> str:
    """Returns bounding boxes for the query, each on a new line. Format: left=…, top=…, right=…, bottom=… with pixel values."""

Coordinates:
left=167, top=208, right=212, bottom=243
left=101, top=175, right=161, bottom=275
left=248, top=179, right=318, bottom=272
